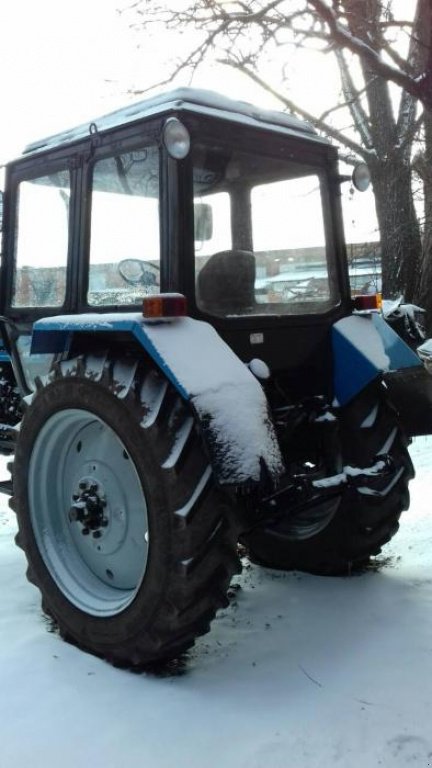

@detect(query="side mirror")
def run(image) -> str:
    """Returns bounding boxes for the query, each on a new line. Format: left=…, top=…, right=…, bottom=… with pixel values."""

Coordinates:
left=352, top=163, right=371, bottom=192
left=194, top=203, right=213, bottom=241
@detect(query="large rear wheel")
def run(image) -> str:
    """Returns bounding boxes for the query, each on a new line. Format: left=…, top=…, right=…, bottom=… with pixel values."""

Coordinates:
left=243, top=384, right=414, bottom=575
left=10, top=355, right=240, bottom=667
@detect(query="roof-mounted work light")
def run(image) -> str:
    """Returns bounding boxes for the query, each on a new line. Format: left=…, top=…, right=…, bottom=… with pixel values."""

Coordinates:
left=163, top=118, right=191, bottom=160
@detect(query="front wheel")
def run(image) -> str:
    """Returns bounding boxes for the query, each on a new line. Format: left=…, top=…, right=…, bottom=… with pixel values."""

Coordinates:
left=11, top=355, right=240, bottom=667
left=243, top=384, right=414, bottom=575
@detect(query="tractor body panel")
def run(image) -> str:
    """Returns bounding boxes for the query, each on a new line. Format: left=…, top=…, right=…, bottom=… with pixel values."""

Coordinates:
left=0, top=85, right=430, bottom=465
left=333, top=314, right=422, bottom=406
left=32, top=313, right=284, bottom=485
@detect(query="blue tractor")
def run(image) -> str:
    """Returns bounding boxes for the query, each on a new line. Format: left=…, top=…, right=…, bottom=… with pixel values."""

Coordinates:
left=0, top=89, right=430, bottom=667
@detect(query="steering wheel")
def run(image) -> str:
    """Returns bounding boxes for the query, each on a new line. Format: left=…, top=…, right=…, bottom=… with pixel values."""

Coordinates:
left=118, top=258, right=160, bottom=288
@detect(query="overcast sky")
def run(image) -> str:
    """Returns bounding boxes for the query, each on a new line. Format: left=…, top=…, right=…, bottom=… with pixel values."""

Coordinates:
left=0, top=0, right=130, bottom=159
left=0, top=0, right=282, bottom=160
left=0, top=0, right=385, bottom=239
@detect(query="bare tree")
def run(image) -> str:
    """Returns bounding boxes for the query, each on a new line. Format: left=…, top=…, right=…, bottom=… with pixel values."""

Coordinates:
left=334, top=0, right=425, bottom=301
left=309, top=0, right=432, bottom=111
left=414, top=112, right=432, bottom=327
left=124, top=0, right=431, bottom=301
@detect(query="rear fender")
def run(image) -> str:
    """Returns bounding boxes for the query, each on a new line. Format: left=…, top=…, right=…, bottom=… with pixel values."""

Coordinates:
left=31, top=313, right=284, bottom=487
left=332, top=313, right=422, bottom=407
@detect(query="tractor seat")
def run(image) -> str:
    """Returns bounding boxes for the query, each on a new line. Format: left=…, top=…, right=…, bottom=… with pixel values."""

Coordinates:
left=197, top=250, right=256, bottom=315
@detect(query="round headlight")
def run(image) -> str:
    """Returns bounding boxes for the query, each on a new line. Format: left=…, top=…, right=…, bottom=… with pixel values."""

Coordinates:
left=163, top=118, right=191, bottom=160
left=352, top=162, right=371, bottom=192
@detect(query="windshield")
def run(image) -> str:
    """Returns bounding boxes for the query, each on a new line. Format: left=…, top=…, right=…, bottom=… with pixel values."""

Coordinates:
left=193, top=143, right=339, bottom=317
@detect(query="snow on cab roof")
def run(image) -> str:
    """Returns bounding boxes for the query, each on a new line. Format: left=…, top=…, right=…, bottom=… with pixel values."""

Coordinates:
left=24, top=87, right=322, bottom=155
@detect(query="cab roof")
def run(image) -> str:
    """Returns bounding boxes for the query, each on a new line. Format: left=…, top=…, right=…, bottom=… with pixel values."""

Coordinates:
left=24, top=87, right=326, bottom=156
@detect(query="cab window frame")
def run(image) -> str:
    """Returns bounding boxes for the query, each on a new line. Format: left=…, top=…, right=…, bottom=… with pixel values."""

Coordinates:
left=82, top=139, right=163, bottom=311
left=190, top=134, right=341, bottom=321
left=8, top=163, right=74, bottom=315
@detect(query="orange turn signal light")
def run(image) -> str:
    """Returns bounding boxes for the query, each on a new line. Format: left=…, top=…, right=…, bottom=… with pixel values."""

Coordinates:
left=352, top=293, right=382, bottom=312
left=142, top=293, right=187, bottom=319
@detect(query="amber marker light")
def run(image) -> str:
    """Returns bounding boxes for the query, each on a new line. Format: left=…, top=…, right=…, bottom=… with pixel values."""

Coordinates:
left=352, top=293, right=383, bottom=312
left=142, top=293, right=187, bottom=319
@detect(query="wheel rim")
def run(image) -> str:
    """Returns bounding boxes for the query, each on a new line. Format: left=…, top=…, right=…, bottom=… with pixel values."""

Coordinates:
left=28, top=408, right=149, bottom=617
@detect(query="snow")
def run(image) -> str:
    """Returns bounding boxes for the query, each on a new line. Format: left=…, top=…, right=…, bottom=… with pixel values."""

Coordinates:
left=143, top=318, right=284, bottom=482
left=2, top=437, right=432, bottom=766
left=248, top=358, right=271, bottom=381
left=383, top=299, right=425, bottom=322
left=174, top=467, right=212, bottom=519
left=35, top=308, right=418, bottom=489
left=35, top=314, right=284, bottom=483
left=418, top=338, right=432, bottom=360
left=35, top=312, right=139, bottom=331
left=335, top=314, right=390, bottom=369
left=162, top=415, right=194, bottom=470
left=140, top=371, right=168, bottom=428
left=24, top=87, right=320, bottom=156
left=312, top=459, right=388, bottom=489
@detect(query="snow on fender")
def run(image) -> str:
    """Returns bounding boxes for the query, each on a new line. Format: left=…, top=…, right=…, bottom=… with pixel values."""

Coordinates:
left=332, top=313, right=421, bottom=406
left=139, top=317, right=284, bottom=485
left=31, top=313, right=284, bottom=486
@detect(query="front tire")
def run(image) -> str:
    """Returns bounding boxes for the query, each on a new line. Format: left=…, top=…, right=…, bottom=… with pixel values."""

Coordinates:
left=243, top=384, right=414, bottom=575
left=11, top=355, right=240, bottom=667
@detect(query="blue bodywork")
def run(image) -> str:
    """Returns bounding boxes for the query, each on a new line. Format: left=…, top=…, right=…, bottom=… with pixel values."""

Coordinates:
left=31, top=313, right=285, bottom=485
left=31, top=311, right=423, bottom=411
left=31, top=314, right=189, bottom=400
left=333, top=313, right=422, bottom=406
left=0, top=340, right=10, bottom=363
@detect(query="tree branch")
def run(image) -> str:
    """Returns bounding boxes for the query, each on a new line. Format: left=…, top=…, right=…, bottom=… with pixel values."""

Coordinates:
left=307, top=0, right=431, bottom=109
left=334, top=49, right=372, bottom=148
left=220, top=57, right=369, bottom=159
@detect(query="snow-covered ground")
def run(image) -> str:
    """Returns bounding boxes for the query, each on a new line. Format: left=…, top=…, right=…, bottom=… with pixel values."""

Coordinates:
left=1, top=439, right=432, bottom=768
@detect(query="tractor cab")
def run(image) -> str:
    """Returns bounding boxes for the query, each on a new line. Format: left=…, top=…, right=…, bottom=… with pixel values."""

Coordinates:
left=0, top=89, right=351, bottom=400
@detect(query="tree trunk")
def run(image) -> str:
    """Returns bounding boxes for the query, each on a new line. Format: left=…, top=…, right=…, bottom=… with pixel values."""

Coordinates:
left=419, top=112, right=432, bottom=331
left=369, top=155, right=422, bottom=301
left=340, top=0, right=422, bottom=302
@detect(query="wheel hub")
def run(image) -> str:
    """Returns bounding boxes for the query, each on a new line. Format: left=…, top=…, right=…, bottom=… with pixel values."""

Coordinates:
left=69, top=477, right=109, bottom=538
left=29, top=407, right=149, bottom=615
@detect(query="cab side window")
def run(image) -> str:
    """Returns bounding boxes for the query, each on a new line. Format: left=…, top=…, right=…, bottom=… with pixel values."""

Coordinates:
left=12, top=171, right=70, bottom=307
